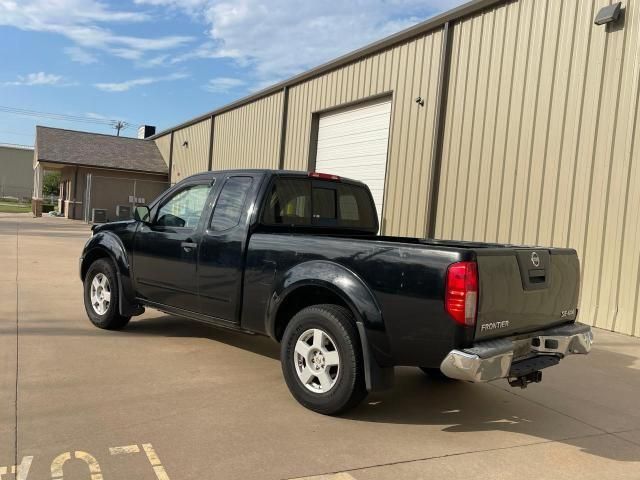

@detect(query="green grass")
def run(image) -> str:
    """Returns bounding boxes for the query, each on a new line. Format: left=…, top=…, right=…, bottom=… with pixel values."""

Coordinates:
left=0, top=202, right=31, bottom=213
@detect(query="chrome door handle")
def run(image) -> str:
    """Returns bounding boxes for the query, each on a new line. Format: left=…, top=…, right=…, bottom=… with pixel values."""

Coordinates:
left=181, top=242, right=197, bottom=250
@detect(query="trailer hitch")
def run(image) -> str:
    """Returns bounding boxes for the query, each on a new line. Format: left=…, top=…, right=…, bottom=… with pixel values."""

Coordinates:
left=508, top=370, right=543, bottom=388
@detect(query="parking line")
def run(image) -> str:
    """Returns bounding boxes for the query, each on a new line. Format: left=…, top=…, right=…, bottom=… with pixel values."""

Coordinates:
left=291, top=473, right=357, bottom=480
left=142, top=444, right=171, bottom=480
left=109, top=445, right=141, bottom=455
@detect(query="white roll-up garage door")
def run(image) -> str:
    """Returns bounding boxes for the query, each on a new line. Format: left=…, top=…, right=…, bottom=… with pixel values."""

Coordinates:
left=315, top=97, right=392, bottom=222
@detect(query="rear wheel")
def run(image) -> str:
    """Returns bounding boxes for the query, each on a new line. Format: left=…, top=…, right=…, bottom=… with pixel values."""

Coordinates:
left=281, top=304, right=367, bottom=415
left=83, top=258, right=131, bottom=330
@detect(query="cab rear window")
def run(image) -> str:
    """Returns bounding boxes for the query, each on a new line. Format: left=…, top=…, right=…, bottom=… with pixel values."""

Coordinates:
left=261, top=178, right=377, bottom=232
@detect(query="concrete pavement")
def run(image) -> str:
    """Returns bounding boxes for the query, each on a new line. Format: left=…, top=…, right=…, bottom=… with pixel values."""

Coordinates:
left=1, top=213, right=639, bottom=479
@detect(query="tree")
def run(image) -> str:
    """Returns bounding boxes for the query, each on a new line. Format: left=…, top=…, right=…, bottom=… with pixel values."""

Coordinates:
left=43, top=171, right=61, bottom=197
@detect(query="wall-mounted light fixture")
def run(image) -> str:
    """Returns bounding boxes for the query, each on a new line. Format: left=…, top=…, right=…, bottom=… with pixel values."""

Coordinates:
left=415, top=96, right=425, bottom=107
left=182, top=140, right=189, bottom=148
left=594, top=2, right=622, bottom=25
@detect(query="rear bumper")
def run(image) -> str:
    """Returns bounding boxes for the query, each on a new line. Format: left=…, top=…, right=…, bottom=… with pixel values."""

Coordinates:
left=440, top=322, right=593, bottom=382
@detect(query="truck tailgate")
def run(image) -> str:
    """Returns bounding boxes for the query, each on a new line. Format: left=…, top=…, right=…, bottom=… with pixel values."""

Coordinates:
left=475, top=248, right=580, bottom=340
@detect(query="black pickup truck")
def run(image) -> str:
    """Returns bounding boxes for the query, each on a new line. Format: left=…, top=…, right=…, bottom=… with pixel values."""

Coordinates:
left=80, top=169, right=592, bottom=414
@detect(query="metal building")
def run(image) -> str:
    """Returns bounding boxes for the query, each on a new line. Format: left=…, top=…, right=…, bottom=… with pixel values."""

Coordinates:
left=150, top=0, right=639, bottom=337
left=0, top=143, right=34, bottom=201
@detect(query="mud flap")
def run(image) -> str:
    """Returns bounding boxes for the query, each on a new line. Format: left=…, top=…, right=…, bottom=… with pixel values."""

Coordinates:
left=357, top=322, right=394, bottom=392
left=117, top=271, right=145, bottom=317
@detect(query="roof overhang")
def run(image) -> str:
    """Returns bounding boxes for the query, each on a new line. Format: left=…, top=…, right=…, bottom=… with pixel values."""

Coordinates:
left=36, top=159, right=168, bottom=176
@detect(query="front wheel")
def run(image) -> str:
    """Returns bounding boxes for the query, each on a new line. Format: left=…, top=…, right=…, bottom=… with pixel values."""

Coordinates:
left=83, top=258, right=131, bottom=330
left=281, top=304, right=367, bottom=415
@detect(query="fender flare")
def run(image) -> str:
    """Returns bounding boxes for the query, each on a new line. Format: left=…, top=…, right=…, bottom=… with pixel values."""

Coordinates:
left=267, top=260, right=383, bottom=334
left=267, top=260, right=393, bottom=391
left=80, top=232, right=142, bottom=316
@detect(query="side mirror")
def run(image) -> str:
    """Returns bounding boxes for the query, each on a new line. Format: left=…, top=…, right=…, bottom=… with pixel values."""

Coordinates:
left=133, top=205, right=151, bottom=224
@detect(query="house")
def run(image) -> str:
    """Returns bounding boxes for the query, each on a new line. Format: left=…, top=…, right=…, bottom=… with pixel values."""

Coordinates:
left=32, top=126, right=169, bottom=221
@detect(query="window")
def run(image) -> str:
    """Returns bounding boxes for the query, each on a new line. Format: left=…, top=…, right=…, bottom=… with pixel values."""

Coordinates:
left=210, top=177, right=253, bottom=231
left=155, top=183, right=211, bottom=228
left=336, top=184, right=376, bottom=228
left=262, top=178, right=377, bottom=231
left=312, top=188, right=337, bottom=222
left=262, top=179, right=311, bottom=226
left=338, top=192, right=359, bottom=221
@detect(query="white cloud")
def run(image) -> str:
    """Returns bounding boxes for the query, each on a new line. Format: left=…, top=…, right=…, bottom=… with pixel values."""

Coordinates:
left=142, top=0, right=465, bottom=81
left=85, top=112, right=112, bottom=120
left=94, top=72, right=188, bottom=92
left=3, top=72, right=64, bottom=86
left=203, top=77, right=245, bottom=93
left=0, top=0, right=194, bottom=62
left=65, top=46, right=98, bottom=64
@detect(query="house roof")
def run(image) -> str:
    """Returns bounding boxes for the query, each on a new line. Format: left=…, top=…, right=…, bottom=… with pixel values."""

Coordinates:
left=35, top=126, right=168, bottom=174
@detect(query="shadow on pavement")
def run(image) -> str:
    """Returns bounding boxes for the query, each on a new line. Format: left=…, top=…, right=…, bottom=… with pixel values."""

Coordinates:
left=349, top=349, right=640, bottom=463
left=13, top=313, right=640, bottom=464
left=125, top=315, right=281, bottom=360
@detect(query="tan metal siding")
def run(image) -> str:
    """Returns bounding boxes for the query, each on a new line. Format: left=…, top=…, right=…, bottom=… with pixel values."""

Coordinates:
left=436, top=0, right=640, bottom=336
left=0, top=146, right=34, bottom=199
left=171, top=119, right=211, bottom=183
left=283, top=30, right=443, bottom=236
left=212, top=92, right=283, bottom=170
left=153, top=134, right=172, bottom=167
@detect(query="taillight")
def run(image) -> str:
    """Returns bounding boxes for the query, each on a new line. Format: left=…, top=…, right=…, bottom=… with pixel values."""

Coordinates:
left=309, top=172, right=341, bottom=181
left=445, top=261, right=478, bottom=326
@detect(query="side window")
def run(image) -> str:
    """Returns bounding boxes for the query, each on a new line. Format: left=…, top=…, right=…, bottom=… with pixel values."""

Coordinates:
left=262, top=179, right=311, bottom=225
left=210, top=177, right=253, bottom=231
left=155, top=183, right=211, bottom=229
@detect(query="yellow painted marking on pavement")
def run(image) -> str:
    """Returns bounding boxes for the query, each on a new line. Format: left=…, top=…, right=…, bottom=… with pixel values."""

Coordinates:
left=74, top=451, right=103, bottom=479
left=16, top=456, right=33, bottom=480
left=292, top=473, right=358, bottom=480
left=142, top=443, right=161, bottom=465
left=0, top=461, right=34, bottom=480
left=152, top=465, right=171, bottom=480
left=51, top=451, right=103, bottom=480
left=109, top=445, right=141, bottom=455
left=142, top=444, right=171, bottom=480
left=51, top=452, right=72, bottom=479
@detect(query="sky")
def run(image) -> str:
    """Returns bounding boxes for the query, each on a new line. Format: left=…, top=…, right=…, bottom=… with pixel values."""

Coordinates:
left=0, top=0, right=465, bottom=146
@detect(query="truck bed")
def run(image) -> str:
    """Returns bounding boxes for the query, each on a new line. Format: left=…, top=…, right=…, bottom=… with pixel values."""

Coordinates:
left=242, top=231, right=580, bottom=367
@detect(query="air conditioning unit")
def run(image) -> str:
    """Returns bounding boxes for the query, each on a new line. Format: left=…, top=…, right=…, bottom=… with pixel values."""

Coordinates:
left=92, top=208, right=108, bottom=224
left=116, top=205, right=132, bottom=219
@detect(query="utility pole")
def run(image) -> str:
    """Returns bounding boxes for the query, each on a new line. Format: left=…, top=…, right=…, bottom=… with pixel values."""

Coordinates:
left=112, top=120, right=127, bottom=136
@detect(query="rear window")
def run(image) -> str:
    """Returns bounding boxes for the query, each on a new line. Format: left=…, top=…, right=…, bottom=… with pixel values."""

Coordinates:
left=261, top=178, right=377, bottom=231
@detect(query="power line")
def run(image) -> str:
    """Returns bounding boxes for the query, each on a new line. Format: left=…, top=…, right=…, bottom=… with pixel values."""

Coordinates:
left=0, top=106, right=113, bottom=125
left=0, top=130, right=34, bottom=138
left=0, top=105, right=135, bottom=130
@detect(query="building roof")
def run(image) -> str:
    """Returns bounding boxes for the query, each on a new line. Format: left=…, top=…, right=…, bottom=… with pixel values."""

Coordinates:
left=149, top=0, right=506, bottom=139
left=35, top=126, right=167, bottom=174
left=0, top=143, right=34, bottom=150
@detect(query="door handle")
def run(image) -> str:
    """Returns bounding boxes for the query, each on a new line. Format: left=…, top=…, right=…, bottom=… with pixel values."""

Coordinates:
left=181, top=241, right=197, bottom=251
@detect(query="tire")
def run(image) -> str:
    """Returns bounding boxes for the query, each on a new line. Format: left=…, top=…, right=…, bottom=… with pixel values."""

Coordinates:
left=419, top=367, right=457, bottom=382
left=83, top=258, right=131, bottom=330
left=281, top=304, right=367, bottom=415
